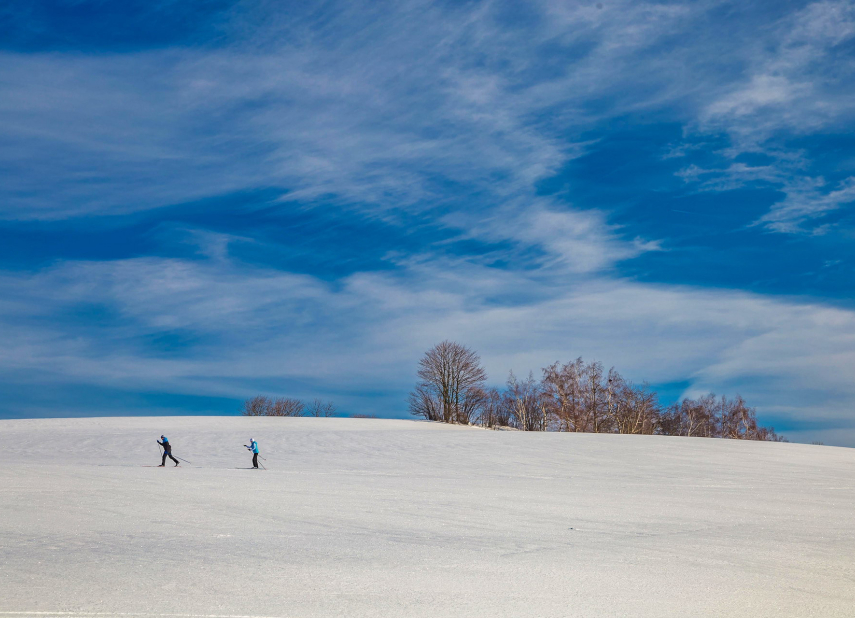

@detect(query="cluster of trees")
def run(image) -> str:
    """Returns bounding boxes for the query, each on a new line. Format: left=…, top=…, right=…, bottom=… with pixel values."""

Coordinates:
left=410, top=341, right=785, bottom=441
left=242, top=396, right=337, bottom=417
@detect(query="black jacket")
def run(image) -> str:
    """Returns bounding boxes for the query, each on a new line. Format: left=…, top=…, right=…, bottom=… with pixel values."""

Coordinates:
left=157, top=440, right=172, bottom=453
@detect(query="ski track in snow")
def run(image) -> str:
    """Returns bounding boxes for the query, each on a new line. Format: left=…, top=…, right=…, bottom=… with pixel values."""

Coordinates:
left=0, top=416, right=853, bottom=618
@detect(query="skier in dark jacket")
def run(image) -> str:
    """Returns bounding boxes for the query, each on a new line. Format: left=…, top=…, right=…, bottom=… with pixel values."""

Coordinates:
left=157, top=435, right=179, bottom=467
left=245, top=438, right=259, bottom=468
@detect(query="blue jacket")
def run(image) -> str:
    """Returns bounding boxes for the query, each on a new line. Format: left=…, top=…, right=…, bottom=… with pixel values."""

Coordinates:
left=250, top=440, right=258, bottom=454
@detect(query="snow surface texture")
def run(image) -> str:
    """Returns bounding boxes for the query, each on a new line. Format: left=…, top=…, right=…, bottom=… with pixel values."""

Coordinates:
left=0, top=417, right=853, bottom=618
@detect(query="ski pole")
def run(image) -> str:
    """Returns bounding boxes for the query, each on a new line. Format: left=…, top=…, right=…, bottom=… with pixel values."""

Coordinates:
left=174, top=455, right=192, bottom=464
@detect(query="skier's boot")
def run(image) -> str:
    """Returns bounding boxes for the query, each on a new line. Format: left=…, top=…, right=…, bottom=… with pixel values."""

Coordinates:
left=174, top=462, right=179, bottom=466
left=158, top=464, right=165, bottom=467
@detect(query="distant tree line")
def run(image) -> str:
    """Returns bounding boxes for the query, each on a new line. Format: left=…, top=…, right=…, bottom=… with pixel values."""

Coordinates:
left=242, top=396, right=337, bottom=417
left=409, top=341, right=785, bottom=441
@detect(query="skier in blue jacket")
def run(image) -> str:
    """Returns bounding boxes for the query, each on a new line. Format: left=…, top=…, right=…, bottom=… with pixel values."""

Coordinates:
left=245, top=438, right=259, bottom=468
left=157, top=435, right=180, bottom=467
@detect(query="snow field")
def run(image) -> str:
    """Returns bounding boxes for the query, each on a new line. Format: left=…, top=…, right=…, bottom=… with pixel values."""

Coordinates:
left=0, top=416, right=853, bottom=617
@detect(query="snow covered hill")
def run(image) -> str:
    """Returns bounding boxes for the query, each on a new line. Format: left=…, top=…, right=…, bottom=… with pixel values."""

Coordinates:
left=0, top=416, right=852, bottom=617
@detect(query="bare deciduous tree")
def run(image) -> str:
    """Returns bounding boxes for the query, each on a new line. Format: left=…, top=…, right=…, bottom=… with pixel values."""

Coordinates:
left=663, top=398, right=707, bottom=437
left=542, top=358, right=586, bottom=432
left=583, top=360, right=606, bottom=433
left=410, top=340, right=487, bottom=424
left=270, top=397, right=305, bottom=417
left=657, top=393, right=784, bottom=441
left=542, top=359, right=617, bottom=433
left=306, top=399, right=337, bottom=417
left=408, top=382, right=443, bottom=422
left=611, top=379, right=658, bottom=435
left=242, top=395, right=271, bottom=416
left=507, top=371, right=548, bottom=431
left=476, top=387, right=511, bottom=429
left=721, top=395, right=769, bottom=440
left=241, top=396, right=306, bottom=417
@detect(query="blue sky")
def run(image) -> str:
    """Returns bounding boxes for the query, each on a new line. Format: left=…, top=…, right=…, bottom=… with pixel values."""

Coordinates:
left=2, top=0, right=855, bottom=445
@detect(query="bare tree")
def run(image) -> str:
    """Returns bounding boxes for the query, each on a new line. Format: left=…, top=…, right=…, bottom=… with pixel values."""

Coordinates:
left=660, top=397, right=710, bottom=437
left=242, top=396, right=305, bottom=416
left=762, top=426, right=787, bottom=442
left=683, top=398, right=707, bottom=437
left=410, top=340, right=488, bottom=424
left=270, top=397, right=305, bottom=417
left=306, top=399, right=337, bottom=417
left=408, top=382, right=443, bottom=421
left=602, top=367, right=622, bottom=434
left=721, top=395, right=766, bottom=440
left=507, top=371, right=548, bottom=431
left=458, top=386, right=487, bottom=425
left=476, top=387, right=511, bottom=429
left=657, top=403, right=681, bottom=436
left=611, top=380, right=659, bottom=435
left=242, top=395, right=271, bottom=416
left=542, top=358, right=586, bottom=432
left=583, top=361, right=607, bottom=433
left=697, top=394, right=720, bottom=437
left=657, top=393, right=784, bottom=441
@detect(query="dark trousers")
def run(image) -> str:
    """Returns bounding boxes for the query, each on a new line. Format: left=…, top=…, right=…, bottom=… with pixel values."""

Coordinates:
left=252, top=453, right=259, bottom=468
left=162, top=451, right=179, bottom=465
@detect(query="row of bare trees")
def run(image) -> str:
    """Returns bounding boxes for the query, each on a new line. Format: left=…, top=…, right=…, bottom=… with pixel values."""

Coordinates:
left=409, top=341, right=785, bottom=441
left=242, top=396, right=337, bottom=417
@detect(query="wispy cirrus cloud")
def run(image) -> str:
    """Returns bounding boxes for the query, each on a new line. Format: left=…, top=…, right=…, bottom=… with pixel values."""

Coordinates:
left=0, top=0, right=719, bottom=218
left=676, top=160, right=855, bottom=233
left=701, top=0, right=855, bottom=141
left=8, top=0, right=852, bottom=239
left=683, top=0, right=855, bottom=233
left=759, top=176, right=855, bottom=233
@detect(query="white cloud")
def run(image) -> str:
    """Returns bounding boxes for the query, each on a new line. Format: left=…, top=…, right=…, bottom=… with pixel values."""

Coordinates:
left=760, top=176, right=855, bottom=233
left=676, top=161, right=855, bottom=232
left=10, top=0, right=851, bottom=236
left=701, top=0, right=855, bottom=141
left=705, top=75, right=802, bottom=120
left=0, top=0, right=720, bottom=221
left=683, top=1, right=855, bottom=233
left=2, top=1, right=853, bottom=241
left=443, top=197, right=651, bottom=274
